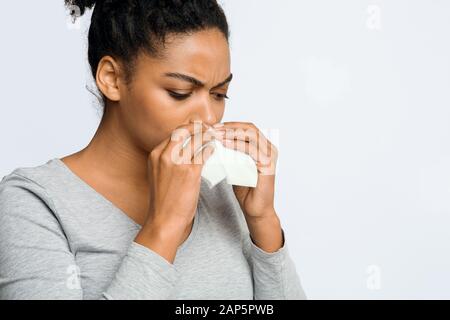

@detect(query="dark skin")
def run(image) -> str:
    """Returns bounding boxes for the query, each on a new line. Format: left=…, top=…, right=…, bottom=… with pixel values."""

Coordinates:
left=61, top=28, right=283, bottom=263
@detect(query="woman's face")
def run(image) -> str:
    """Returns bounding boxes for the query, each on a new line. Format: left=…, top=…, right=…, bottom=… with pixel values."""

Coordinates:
left=115, top=28, right=231, bottom=152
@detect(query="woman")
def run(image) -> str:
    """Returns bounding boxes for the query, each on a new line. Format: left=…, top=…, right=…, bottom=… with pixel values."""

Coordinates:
left=0, top=0, right=306, bottom=299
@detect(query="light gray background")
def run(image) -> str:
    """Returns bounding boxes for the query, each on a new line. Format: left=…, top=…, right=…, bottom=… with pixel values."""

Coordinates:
left=1, top=1, right=449, bottom=299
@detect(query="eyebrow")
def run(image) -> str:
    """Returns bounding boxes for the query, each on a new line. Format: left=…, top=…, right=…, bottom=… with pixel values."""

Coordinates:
left=163, top=72, right=233, bottom=90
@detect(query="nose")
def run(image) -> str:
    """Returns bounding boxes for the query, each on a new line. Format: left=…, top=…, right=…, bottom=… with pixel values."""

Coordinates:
left=190, top=95, right=219, bottom=127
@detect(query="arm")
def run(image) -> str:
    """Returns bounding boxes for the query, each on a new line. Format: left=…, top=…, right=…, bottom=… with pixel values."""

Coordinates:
left=240, top=212, right=307, bottom=300
left=214, top=121, right=307, bottom=299
left=244, top=229, right=307, bottom=300
left=0, top=174, right=178, bottom=300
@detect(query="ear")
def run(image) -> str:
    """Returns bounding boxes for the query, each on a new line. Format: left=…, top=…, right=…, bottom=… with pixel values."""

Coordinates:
left=95, top=56, right=124, bottom=102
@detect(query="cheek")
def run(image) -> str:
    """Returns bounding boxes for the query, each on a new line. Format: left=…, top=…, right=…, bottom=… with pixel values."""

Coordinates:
left=123, top=86, right=191, bottom=149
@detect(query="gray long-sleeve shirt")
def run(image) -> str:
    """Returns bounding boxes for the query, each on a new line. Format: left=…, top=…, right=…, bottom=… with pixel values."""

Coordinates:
left=0, top=158, right=306, bottom=300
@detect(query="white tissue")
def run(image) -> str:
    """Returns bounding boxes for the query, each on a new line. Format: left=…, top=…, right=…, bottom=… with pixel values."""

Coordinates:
left=201, top=139, right=258, bottom=189
left=182, top=128, right=258, bottom=189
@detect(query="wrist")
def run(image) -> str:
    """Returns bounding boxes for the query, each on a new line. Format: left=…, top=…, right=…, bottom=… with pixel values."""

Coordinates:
left=245, top=212, right=283, bottom=253
left=135, top=216, right=191, bottom=263
left=244, top=207, right=278, bottom=224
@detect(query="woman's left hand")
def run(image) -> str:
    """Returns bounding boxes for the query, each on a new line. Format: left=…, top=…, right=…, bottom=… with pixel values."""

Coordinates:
left=213, top=122, right=283, bottom=252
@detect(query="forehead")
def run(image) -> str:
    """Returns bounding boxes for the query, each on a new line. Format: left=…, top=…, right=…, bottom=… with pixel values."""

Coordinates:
left=135, top=29, right=231, bottom=81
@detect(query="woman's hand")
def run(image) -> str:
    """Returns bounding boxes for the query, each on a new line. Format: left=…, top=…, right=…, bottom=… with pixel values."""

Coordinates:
left=135, top=120, right=219, bottom=263
left=214, top=122, right=284, bottom=252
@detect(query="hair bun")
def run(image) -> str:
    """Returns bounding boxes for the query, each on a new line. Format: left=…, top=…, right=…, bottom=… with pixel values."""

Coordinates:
left=65, top=0, right=98, bottom=18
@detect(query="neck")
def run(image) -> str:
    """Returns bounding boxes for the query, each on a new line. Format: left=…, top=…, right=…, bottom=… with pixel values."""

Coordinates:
left=76, top=105, right=150, bottom=190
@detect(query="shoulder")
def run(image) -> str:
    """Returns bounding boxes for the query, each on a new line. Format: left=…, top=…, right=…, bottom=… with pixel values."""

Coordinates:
left=0, top=159, right=61, bottom=224
left=1, top=162, right=49, bottom=198
left=0, top=158, right=63, bottom=192
left=0, top=158, right=61, bottom=198
left=0, top=159, right=72, bottom=253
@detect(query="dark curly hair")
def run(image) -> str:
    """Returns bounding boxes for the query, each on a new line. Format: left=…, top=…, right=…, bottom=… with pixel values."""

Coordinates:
left=65, top=0, right=230, bottom=104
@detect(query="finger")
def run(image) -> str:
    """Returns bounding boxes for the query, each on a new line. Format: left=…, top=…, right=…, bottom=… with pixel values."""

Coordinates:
left=161, top=121, right=207, bottom=164
left=180, top=128, right=223, bottom=164
left=221, top=138, right=276, bottom=175
left=214, top=122, right=272, bottom=155
left=214, top=122, right=259, bottom=142
left=151, top=121, right=202, bottom=159
left=192, top=141, right=216, bottom=166
left=213, top=121, right=256, bottom=130
left=219, top=132, right=275, bottom=162
left=220, top=138, right=272, bottom=167
left=167, top=121, right=206, bottom=150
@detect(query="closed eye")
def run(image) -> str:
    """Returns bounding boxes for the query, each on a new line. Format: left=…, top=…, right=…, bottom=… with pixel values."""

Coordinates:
left=213, top=93, right=229, bottom=101
left=166, top=90, right=229, bottom=101
left=167, top=90, right=192, bottom=100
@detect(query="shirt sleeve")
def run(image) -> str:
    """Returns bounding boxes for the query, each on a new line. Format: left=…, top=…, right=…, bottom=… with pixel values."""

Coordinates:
left=242, top=227, right=307, bottom=300
left=0, top=174, right=179, bottom=300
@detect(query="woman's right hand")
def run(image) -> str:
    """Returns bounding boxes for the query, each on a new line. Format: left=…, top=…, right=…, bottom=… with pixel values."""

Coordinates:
left=135, top=120, right=221, bottom=263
